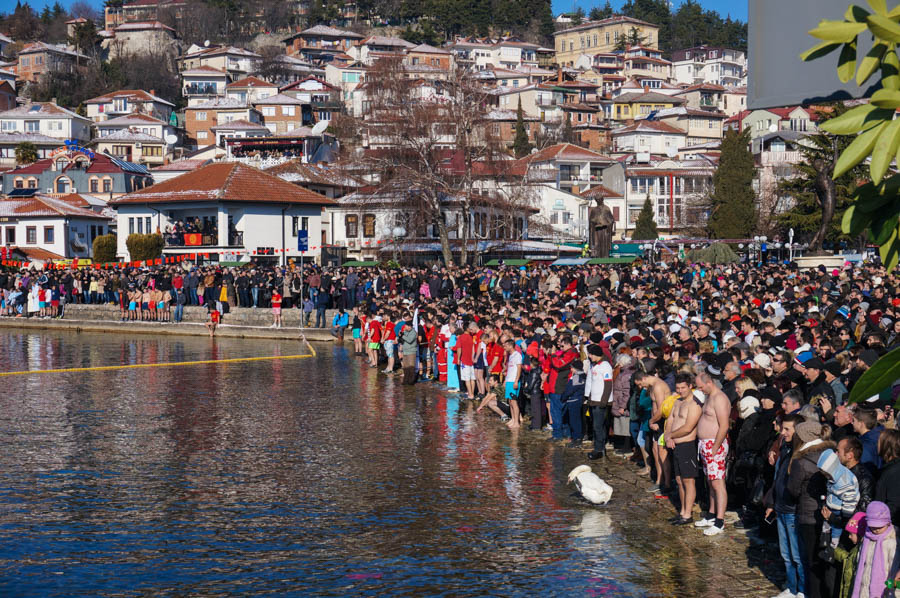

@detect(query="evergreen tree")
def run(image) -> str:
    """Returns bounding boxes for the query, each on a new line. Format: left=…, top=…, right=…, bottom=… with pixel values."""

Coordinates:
left=512, top=97, right=531, bottom=158
left=708, top=129, right=756, bottom=239
left=15, top=142, right=38, bottom=165
left=589, top=1, right=614, bottom=21
left=561, top=112, right=575, bottom=145
left=776, top=104, right=863, bottom=252
left=627, top=26, right=645, bottom=47
left=632, top=196, right=658, bottom=240
left=572, top=6, right=585, bottom=25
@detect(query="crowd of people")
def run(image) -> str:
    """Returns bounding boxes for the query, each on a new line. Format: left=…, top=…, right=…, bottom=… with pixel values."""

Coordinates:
left=2, top=257, right=900, bottom=597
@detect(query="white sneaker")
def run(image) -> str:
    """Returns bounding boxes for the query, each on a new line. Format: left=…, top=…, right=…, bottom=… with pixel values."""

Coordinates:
left=703, top=524, right=724, bottom=536
left=795, top=594, right=804, bottom=598
left=771, top=590, right=794, bottom=598
left=694, top=518, right=715, bottom=528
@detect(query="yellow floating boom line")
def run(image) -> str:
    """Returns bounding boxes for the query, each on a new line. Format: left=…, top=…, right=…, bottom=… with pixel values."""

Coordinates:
left=0, top=336, right=317, bottom=377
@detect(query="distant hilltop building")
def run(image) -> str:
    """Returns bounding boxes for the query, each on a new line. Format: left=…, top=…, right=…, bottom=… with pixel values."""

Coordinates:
left=553, top=16, right=660, bottom=67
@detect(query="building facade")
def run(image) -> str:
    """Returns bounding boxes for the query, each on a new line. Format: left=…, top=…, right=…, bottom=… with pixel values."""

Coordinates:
left=553, top=16, right=660, bottom=67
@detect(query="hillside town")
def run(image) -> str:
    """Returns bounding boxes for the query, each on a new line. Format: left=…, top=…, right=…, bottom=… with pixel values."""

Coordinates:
left=0, top=1, right=832, bottom=267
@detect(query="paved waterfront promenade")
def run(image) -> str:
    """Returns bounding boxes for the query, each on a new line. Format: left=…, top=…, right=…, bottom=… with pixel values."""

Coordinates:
left=0, top=304, right=340, bottom=341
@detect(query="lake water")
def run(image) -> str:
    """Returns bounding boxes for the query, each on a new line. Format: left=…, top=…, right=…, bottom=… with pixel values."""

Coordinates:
left=0, top=330, right=741, bottom=597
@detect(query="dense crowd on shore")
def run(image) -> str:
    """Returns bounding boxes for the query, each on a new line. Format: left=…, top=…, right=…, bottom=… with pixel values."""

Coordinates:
left=2, top=257, right=900, bottom=597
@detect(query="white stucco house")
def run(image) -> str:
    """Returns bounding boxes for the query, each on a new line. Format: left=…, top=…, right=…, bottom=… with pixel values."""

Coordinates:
left=108, top=162, right=335, bottom=263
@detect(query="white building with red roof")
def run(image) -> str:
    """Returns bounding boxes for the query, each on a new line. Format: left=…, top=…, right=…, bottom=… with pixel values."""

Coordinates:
left=109, top=162, right=335, bottom=262
left=0, top=192, right=113, bottom=259
left=84, top=89, right=175, bottom=123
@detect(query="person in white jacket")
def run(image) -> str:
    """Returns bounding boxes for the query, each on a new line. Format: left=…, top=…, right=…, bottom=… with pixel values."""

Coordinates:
left=584, top=344, right=614, bottom=460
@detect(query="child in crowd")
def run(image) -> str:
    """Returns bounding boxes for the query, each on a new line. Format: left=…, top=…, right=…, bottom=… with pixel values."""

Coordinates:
left=818, top=447, right=860, bottom=550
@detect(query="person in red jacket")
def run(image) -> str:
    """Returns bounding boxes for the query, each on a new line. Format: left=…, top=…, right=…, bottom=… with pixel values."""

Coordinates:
left=548, top=335, right=579, bottom=440
left=456, top=322, right=477, bottom=399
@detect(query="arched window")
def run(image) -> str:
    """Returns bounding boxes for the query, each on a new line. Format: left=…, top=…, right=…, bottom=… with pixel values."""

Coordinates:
left=55, top=158, right=67, bottom=171
left=27, top=178, right=37, bottom=188
left=55, top=176, right=70, bottom=194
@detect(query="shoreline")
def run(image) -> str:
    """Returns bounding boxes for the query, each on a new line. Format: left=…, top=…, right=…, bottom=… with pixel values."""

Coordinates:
left=0, top=316, right=340, bottom=342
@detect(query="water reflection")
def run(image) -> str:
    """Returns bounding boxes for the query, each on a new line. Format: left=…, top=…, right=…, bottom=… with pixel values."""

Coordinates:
left=1, top=331, right=740, bottom=597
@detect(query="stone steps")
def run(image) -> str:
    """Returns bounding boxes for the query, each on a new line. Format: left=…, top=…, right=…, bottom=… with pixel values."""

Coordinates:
left=63, top=304, right=340, bottom=327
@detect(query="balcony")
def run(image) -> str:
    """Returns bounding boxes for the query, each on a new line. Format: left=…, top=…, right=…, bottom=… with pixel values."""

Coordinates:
left=760, top=151, right=802, bottom=166
left=164, top=231, right=243, bottom=248
left=184, top=83, right=219, bottom=96
left=537, top=97, right=558, bottom=107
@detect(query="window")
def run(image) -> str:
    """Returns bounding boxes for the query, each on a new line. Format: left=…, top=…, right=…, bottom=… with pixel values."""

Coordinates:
left=145, top=217, right=151, bottom=234
left=14, top=178, right=23, bottom=189
left=362, top=213, right=376, bottom=237
left=56, top=177, right=70, bottom=194
left=25, top=120, right=39, bottom=133
left=345, top=214, right=358, bottom=238
left=197, top=131, right=208, bottom=140
left=26, top=226, right=36, bottom=244
left=114, top=98, right=127, bottom=112
left=0, top=120, right=14, bottom=132
left=20, top=57, right=29, bottom=66
left=129, top=218, right=135, bottom=235
left=112, top=145, right=130, bottom=157
left=606, top=32, right=610, bottom=45
left=5, top=227, right=14, bottom=244
left=144, top=146, right=162, bottom=157
left=283, top=105, right=295, bottom=116
left=137, top=218, right=143, bottom=234
left=48, top=120, right=62, bottom=131
left=103, top=179, right=112, bottom=193
left=90, top=178, right=98, bottom=193
left=195, top=111, right=207, bottom=121
left=262, top=106, right=275, bottom=116
left=44, top=226, right=54, bottom=244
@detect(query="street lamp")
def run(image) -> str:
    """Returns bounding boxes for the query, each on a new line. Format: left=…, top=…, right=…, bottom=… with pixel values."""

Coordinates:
left=392, top=226, right=406, bottom=264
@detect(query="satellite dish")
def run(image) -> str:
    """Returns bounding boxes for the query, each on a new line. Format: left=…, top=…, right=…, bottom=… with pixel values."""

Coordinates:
left=164, top=134, right=178, bottom=145
left=768, top=123, right=777, bottom=132
left=204, top=40, right=210, bottom=47
left=311, top=121, right=328, bottom=136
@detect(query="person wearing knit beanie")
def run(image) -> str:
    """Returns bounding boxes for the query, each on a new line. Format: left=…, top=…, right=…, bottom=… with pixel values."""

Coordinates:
left=794, top=420, right=823, bottom=445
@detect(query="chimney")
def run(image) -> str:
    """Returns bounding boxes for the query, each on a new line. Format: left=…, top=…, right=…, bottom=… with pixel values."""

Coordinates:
left=557, top=68, right=563, bottom=84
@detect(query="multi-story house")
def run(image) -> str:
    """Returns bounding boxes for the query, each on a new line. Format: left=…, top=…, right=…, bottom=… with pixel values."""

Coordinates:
left=623, top=45, right=672, bottom=81
left=490, top=40, right=539, bottom=70
left=0, top=103, right=91, bottom=143
left=671, top=46, right=747, bottom=88
left=16, top=42, right=89, bottom=83
left=448, top=38, right=493, bottom=70
left=104, top=0, right=186, bottom=31
left=225, top=76, right=279, bottom=105
left=674, top=83, right=725, bottom=112
left=610, top=120, right=686, bottom=156
left=519, top=142, right=615, bottom=195
left=282, top=25, right=364, bottom=64
left=602, top=156, right=717, bottom=235
left=179, top=44, right=262, bottom=79
left=280, top=76, right=342, bottom=123
left=0, top=32, right=11, bottom=58
left=610, top=91, right=685, bottom=121
left=0, top=132, right=66, bottom=169
left=0, top=193, right=113, bottom=260
left=350, top=36, right=415, bottom=65
left=184, top=98, right=262, bottom=148
left=253, top=94, right=310, bottom=134
left=729, top=106, right=819, bottom=143
left=91, top=129, right=168, bottom=166
left=553, top=16, right=660, bottom=67
left=406, top=44, right=453, bottom=72
left=324, top=59, right=367, bottom=105
left=1, top=147, right=152, bottom=197
left=94, top=112, right=177, bottom=141
left=84, top=89, right=175, bottom=123
left=181, top=65, right=229, bottom=107
left=722, top=86, right=747, bottom=117
left=652, top=106, right=726, bottom=146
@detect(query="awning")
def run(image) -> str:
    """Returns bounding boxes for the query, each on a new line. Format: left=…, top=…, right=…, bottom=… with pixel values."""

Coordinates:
left=485, top=259, right=531, bottom=266
left=587, top=257, right=637, bottom=265
left=342, top=260, right=379, bottom=267
left=551, top=257, right=590, bottom=266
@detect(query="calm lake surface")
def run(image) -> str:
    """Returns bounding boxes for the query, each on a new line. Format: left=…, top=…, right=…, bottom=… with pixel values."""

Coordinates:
left=0, top=330, right=735, bottom=597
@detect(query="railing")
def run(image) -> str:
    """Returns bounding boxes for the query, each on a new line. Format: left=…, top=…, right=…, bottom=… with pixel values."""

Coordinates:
left=164, top=231, right=243, bottom=247
left=222, top=155, right=298, bottom=168
left=184, top=83, right=219, bottom=96
left=760, top=151, right=802, bottom=166
left=537, top=98, right=557, bottom=107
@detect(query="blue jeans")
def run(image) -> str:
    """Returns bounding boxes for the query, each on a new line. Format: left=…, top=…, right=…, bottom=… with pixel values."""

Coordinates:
left=502, top=289, right=511, bottom=300
left=776, top=512, right=804, bottom=595
left=549, top=393, right=565, bottom=439
left=251, top=287, right=259, bottom=307
left=562, top=382, right=584, bottom=441
left=174, top=304, right=184, bottom=322
left=188, top=287, right=198, bottom=305
left=315, top=306, right=326, bottom=328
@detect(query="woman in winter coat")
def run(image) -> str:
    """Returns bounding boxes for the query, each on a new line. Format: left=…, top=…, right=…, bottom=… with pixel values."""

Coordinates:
left=610, top=353, right=634, bottom=454
left=787, top=419, right=834, bottom=598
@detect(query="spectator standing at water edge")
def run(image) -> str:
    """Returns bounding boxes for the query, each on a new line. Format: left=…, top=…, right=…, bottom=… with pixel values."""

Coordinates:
left=695, top=371, right=730, bottom=536
left=584, top=344, right=613, bottom=459
left=271, top=288, right=282, bottom=328
left=666, top=372, right=702, bottom=525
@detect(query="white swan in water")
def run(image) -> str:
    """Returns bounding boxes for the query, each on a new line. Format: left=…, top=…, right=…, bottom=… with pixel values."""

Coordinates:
left=567, top=464, right=613, bottom=505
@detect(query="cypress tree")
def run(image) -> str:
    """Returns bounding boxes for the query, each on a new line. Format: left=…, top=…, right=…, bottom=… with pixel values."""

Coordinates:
left=708, top=129, right=756, bottom=239
left=512, top=97, right=531, bottom=158
left=632, top=196, right=658, bottom=240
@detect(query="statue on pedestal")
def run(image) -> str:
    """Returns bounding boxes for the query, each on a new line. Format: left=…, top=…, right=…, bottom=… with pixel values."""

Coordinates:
left=589, top=197, right=615, bottom=258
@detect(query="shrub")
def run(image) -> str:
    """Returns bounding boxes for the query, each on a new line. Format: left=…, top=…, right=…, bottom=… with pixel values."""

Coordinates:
left=92, top=234, right=117, bottom=263
left=126, top=233, right=164, bottom=261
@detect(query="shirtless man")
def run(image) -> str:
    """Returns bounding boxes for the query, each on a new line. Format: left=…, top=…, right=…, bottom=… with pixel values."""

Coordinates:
left=666, top=373, right=702, bottom=525
left=635, top=369, right=673, bottom=493
left=694, top=371, right=730, bottom=536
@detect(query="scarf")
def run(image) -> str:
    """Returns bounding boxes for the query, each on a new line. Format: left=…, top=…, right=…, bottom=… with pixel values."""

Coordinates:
left=852, top=525, right=896, bottom=598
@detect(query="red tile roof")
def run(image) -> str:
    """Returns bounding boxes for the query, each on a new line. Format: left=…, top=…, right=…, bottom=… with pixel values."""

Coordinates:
left=612, top=120, right=684, bottom=135
left=580, top=184, right=622, bottom=199
left=110, top=162, right=336, bottom=206
left=527, top=143, right=614, bottom=163
left=5, top=153, right=147, bottom=176
left=9, top=246, right=65, bottom=260
left=226, top=76, right=274, bottom=89
left=0, top=196, right=107, bottom=219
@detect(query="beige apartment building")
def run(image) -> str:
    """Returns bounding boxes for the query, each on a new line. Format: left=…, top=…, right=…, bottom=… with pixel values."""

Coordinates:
left=553, top=16, right=660, bottom=67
